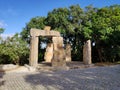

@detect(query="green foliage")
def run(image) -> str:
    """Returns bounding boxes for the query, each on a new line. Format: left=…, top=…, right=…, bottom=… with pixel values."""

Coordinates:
left=20, top=4, right=120, bottom=63
left=0, top=28, right=4, bottom=34
left=20, top=17, right=46, bottom=43
left=0, top=34, right=29, bottom=65
left=90, top=5, right=120, bottom=62
left=46, top=7, right=71, bottom=34
left=21, top=16, right=50, bottom=62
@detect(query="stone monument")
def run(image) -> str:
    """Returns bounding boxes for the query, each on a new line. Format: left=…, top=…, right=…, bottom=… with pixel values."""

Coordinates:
left=52, top=37, right=66, bottom=67
left=65, top=44, right=72, bottom=62
left=83, top=40, right=92, bottom=65
left=44, top=43, right=53, bottom=62
left=29, top=26, right=66, bottom=68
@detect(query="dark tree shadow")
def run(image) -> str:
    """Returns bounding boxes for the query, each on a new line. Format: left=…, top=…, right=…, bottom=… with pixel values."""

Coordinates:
left=24, top=71, right=81, bottom=90
left=24, top=65, right=120, bottom=90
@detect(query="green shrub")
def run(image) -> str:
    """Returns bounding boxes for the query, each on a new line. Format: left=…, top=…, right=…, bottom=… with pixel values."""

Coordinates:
left=0, top=34, right=29, bottom=65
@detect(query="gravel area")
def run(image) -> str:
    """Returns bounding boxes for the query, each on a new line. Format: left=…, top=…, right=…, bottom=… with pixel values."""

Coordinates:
left=0, top=65, right=120, bottom=90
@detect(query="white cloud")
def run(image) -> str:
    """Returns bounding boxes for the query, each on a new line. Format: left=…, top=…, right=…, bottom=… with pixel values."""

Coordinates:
left=0, top=20, right=8, bottom=28
left=1, top=33, right=14, bottom=38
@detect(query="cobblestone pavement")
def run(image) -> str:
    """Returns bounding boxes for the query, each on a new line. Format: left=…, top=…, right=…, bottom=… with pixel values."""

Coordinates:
left=0, top=65, right=120, bottom=90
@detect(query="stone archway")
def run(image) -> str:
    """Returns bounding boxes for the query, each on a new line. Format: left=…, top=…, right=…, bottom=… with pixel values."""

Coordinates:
left=29, top=27, right=66, bottom=67
left=29, top=26, right=92, bottom=68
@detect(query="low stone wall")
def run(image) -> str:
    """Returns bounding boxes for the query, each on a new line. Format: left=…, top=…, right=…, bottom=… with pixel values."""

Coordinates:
left=0, top=64, right=19, bottom=72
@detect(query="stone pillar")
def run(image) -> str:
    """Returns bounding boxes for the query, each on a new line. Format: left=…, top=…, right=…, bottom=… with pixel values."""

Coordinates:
left=29, top=36, right=38, bottom=67
left=65, top=44, right=71, bottom=62
left=83, top=40, right=92, bottom=65
left=52, top=37, right=66, bottom=67
left=44, top=43, right=53, bottom=62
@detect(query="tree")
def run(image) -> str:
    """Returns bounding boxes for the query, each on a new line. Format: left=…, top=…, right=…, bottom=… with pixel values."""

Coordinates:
left=21, top=17, right=46, bottom=43
left=90, top=5, right=120, bottom=62
left=0, top=28, right=4, bottom=40
left=20, top=4, right=120, bottom=63
left=0, top=28, right=4, bottom=34
left=0, top=34, right=29, bottom=65
left=46, top=7, right=72, bottom=41
left=46, top=5, right=85, bottom=60
left=21, top=16, right=47, bottom=62
left=105, top=5, right=120, bottom=62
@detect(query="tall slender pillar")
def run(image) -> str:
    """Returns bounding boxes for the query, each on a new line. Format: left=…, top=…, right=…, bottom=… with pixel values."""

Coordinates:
left=83, top=40, right=92, bottom=65
left=65, top=44, right=72, bottom=62
left=29, top=36, right=39, bottom=67
left=44, top=43, right=53, bottom=62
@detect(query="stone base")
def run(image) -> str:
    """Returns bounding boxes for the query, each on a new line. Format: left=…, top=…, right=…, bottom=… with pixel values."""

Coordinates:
left=52, top=59, right=66, bottom=67
left=51, top=46, right=66, bottom=67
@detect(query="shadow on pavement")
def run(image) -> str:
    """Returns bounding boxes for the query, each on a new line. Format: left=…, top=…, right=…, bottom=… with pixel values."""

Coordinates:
left=0, top=71, right=5, bottom=87
left=24, top=65, right=120, bottom=90
left=24, top=71, right=82, bottom=90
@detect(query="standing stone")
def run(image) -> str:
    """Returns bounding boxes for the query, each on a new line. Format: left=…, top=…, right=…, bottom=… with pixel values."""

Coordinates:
left=44, top=43, right=53, bottom=62
left=65, top=44, right=71, bottom=62
left=52, top=37, right=66, bottom=67
left=83, top=40, right=92, bottom=65
left=29, top=36, right=38, bottom=67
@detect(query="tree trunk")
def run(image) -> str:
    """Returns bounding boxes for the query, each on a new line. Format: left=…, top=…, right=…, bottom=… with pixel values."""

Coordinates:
left=97, top=48, right=103, bottom=62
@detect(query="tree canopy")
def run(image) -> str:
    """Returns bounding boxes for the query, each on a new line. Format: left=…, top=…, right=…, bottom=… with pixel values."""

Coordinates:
left=20, top=4, right=120, bottom=63
left=1, top=4, right=120, bottom=65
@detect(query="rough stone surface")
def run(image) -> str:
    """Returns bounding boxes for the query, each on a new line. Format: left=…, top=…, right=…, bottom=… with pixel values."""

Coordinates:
left=29, top=36, right=38, bottom=67
left=44, top=43, right=53, bottom=62
left=52, top=37, right=66, bottom=67
left=44, top=26, right=51, bottom=31
left=30, top=28, right=60, bottom=37
left=83, top=40, right=92, bottom=65
left=52, top=37, right=63, bottom=45
left=29, top=28, right=61, bottom=67
left=65, top=44, right=71, bottom=62
left=0, top=65, right=120, bottom=90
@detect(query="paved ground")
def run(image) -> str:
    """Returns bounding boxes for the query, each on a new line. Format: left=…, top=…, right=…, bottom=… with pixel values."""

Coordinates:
left=0, top=65, right=120, bottom=90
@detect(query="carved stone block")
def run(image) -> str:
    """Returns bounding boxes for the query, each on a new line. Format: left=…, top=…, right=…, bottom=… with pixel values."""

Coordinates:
left=44, top=26, right=51, bottom=31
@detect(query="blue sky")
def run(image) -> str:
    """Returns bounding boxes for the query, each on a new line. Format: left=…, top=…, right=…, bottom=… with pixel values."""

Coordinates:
left=0, top=0, right=120, bottom=36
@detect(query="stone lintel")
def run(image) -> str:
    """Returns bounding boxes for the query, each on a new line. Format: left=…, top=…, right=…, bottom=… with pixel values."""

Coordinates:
left=30, top=28, right=60, bottom=37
